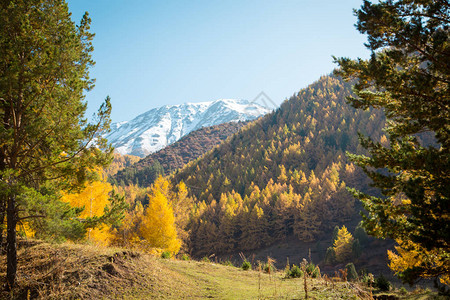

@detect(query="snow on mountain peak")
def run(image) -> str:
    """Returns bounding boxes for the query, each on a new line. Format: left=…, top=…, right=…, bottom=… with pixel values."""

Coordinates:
left=104, top=99, right=272, bottom=157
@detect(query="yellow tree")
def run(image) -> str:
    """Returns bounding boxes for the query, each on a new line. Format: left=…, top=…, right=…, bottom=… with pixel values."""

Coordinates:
left=239, top=204, right=269, bottom=250
left=388, top=239, right=450, bottom=286
left=293, top=193, right=321, bottom=242
left=111, top=201, right=144, bottom=248
left=148, top=176, right=192, bottom=247
left=172, top=181, right=193, bottom=246
left=61, top=174, right=113, bottom=245
left=139, top=190, right=181, bottom=254
left=333, top=225, right=354, bottom=263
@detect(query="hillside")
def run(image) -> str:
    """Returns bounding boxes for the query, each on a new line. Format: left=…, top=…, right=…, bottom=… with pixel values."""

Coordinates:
left=104, top=153, right=141, bottom=177
left=111, top=121, right=248, bottom=187
left=2, top=240, right=437, bottom=300
left=172, top=75, right=387, bottom=256
left=104, top=99, right=270, bottom=157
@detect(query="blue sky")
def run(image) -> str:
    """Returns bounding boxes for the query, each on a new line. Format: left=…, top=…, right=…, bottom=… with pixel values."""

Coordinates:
left=67, top=0, right=370, bottom=123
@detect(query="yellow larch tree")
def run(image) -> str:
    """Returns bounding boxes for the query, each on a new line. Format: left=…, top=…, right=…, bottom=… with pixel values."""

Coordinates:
left=139, top=190, right=181, bottom=254
left=172, top=181, right=193, bottom=245
left=61, top=173, right=113, bottom=246
left=388, top=239, right=450, bottom=285
left=149, top=176, right=192, bottom=247
left=333, top=225, right=354, bottom=263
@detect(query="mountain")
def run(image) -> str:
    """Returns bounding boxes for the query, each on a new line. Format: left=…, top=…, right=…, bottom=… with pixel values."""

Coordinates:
left=171, top=75, right=388, bottom=256
left=105, top=99, right=271, bottom=157
left=111, top=121, right=249, bottom=187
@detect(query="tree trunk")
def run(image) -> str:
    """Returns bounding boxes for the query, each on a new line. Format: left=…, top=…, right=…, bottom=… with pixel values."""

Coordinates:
left=0, top=155, right=5, bottom=255
left=0, top=214, right=4, bottom=255
left=0, top=199, right=5, bottom=254
left=6, top=194, right=17, bottom=290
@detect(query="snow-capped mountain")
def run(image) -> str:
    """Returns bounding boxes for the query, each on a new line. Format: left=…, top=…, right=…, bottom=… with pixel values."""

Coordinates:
left=105, top=99, right=272, bottom=157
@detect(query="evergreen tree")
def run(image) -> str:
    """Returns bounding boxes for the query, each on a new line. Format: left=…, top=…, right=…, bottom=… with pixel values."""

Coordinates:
left=346, top=263, right=358, bottom=281
left=324, top=247, right=336, bottom=265
left=332, top=225, right=340, bottom=243
left=111, top=201, right=144, bottom=248
left=352, top=239, right=362, bottom=258
left=354, top=223, right=369, bottom=247
left=0, top=0, right=112, bottom=287
left=335, top=0, right=449, bottom=285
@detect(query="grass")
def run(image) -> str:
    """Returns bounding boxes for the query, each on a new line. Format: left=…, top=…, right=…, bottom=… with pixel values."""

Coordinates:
left=0, top=239, right=445, bottom=299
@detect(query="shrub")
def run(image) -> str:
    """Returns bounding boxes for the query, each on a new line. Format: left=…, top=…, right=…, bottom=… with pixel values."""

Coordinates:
left=375, top=274, right=392, bottom=291
left=181, top=254, right=190, bottom=261
left=264, top=263, right=275, bottom=274
left=161, top=251, right=171, bottom=259
left=222, top=260, right=234, bottom=267
left=306, top=262, right=320, bottom=278
left=242, top=261, right=251, bottom=271
left=398, top=287, right=408, bottom=295
left=345, top=263, right=358, bottom=281
left=361, top=273, right=375, bottom=287
left=287, top=264, right=303, bottom=278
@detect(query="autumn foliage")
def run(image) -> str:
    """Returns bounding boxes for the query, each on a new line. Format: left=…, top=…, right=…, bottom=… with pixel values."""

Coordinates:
left=388, top=239, right=450, bottom=285
left=333, top=226, right=354, bottom=263
left=110, top=176, right=191, bottom=255
left=171, top=76, right=386, bottom=256
left=139, top=190, right=181, bottom=254
left=60, top=172, right=114, bottom=245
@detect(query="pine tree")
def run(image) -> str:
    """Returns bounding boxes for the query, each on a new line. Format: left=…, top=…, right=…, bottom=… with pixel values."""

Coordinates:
left=0, top=0, right=112, bottom=287
left=334, top=0, right=449, bottom=284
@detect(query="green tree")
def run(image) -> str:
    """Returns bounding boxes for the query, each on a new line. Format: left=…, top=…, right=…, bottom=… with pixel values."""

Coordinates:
left=334, top=0, right=449, bottom=285
left=346, top=263, right=358, bottom=281
left=0, top=0, right=112, bottom=288
left=324, top=246, right=336, bottom=265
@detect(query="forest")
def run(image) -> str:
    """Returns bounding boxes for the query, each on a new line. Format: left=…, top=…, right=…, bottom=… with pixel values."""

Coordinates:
left=0, top=0, right=448, bottom=298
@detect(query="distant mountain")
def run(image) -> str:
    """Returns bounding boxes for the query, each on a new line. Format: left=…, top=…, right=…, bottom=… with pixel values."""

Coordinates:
left=104, top=99, right=271, bottom=157
left=111, top=121, right=249, bottom=187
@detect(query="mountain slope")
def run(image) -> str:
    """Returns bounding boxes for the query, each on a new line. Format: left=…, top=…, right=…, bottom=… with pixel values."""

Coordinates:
left=104, top=153, right=141, bottom=177
left=105, top=99, right=270, bottom=157
left=112, top=121, right=249, bottom=187
left=172, top=75, right=387, bottom=256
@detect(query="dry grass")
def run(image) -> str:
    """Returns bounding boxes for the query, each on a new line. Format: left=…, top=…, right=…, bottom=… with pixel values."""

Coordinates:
left=0, top=239, right=171, bottom=299
left=0, top=239, right=445, bottom=299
